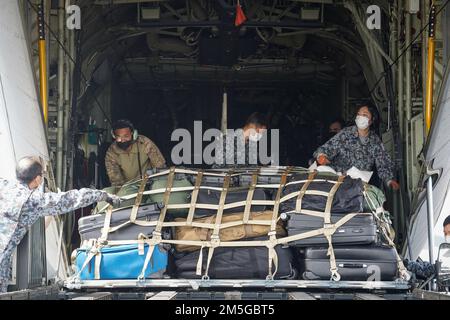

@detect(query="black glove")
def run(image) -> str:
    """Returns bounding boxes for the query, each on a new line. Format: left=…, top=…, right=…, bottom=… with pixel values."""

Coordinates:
left=104, top=193, right=122, bottom=207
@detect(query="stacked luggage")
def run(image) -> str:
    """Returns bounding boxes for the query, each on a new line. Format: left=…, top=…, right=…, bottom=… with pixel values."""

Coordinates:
left=73, top=167, right=405, bottom=282
left=279, top=171, right=401, bottom=281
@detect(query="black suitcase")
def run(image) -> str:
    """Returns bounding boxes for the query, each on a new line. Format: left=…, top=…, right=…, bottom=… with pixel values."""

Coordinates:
left=281, top=174, right=364, bottom=214
left=281, top=213, right=378, bottom=247
left=240, top=174, right=283, bottom=186
left=78, top=203, right=169, bottom=241
left=240, top=174, right=284, bottom=200
left=172, top=243, right=297, bottom=279
left=194, top=187, right=268, bottom=217
left=298, top=245, right=398, bottom=281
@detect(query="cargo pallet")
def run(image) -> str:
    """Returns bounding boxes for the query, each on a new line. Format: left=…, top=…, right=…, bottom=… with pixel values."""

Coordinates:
left=3, top=281, right=449, bottom=300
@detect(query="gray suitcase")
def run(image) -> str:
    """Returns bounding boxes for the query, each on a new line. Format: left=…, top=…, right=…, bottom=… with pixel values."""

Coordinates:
left=240, top=174, right=283, bottom=186
left=189, top=175, right=240, bottom=187
left=78, top=203, right=166, bottom=241
left=281, top=213, right=378, bottom=246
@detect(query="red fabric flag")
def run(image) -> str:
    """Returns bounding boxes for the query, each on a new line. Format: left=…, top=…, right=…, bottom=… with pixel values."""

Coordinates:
left=235, top=1, right=247, bottom=27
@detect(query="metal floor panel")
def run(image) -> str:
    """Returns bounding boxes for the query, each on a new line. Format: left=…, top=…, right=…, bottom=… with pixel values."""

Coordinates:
left=64, top=278, right=410, bottom=291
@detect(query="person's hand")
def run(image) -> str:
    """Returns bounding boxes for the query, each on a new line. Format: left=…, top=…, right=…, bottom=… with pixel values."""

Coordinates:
left=104, top=193, right=122, bottom=207
left=317, top=154, right=330, bottom=166
left=388, top=180, right=400, bottom=191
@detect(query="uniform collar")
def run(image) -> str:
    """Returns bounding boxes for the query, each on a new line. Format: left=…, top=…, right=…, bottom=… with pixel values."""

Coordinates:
left=350, top=125, right=372, bottom=139
left=111, top=136, right=142, bottom=154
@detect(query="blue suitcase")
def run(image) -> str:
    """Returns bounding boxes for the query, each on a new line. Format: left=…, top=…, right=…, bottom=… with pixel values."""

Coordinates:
left=75, top=244, right=168, bottom=280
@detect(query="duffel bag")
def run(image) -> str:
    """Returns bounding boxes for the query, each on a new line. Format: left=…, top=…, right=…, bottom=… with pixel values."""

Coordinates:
left=172, top=242, right=296, bottom=280
left=173, top=210, right=286, bottom=252
left=195, top=187, right=268, bottom=217
left=281, top=172, right=364, bottom=214
left=93, top=181, right=154, bottom=213
left=147, top=173, right=193, bottom=216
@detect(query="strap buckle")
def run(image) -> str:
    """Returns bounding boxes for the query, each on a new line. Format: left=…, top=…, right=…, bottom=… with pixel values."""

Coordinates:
left=267, top=231, right=277, bottom=237
left=330, top=269, right=341, bottom=281
left=323, top=223, right=335, bottom=237
left=98, top=239, right=108, bottom=246
left=210, top=235, right=220, bottom=248
left=89, top=246, right=101, bottom=255
left=152, top=231, right=162, bottom=241
left=266, top=274, right=274, bottom=281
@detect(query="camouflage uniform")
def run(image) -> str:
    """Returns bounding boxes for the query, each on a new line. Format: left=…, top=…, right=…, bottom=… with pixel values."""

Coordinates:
left=105, top=135, right=166, bottom=186
left=212, top=132, right=259, bottom=169
left=313, top=126, right=394, bottom=184
left=404, top=259, right=436, bottom=279
left=0, top=178, right=107, bottom=293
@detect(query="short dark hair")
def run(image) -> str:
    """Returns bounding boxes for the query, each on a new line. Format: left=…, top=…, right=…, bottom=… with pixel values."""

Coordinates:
left=245, top=112, right=268, bottom=128
left=112, top=119, right=134, bottom=132
left=16, top=156, right=43, bottom=184
left=443, top=216, right=450, bottom=228
left=329, top=118, right=345, bottom=128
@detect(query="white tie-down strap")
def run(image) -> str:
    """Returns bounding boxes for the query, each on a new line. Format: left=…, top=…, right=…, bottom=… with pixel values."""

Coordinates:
left=202, top=173, right=231, bottom=279
left=138, top=168, right=176, bottom=280
left=267, top=168, right=292, bottom=279
left=74, top=240, right=106, bottom=280
left=196, top=246, right=206, bottom=276
left=75, top=203, right=113, bottom=281
left=130, top=175, right=150, bottom=223
left=322, top=175, right=345, bottom=281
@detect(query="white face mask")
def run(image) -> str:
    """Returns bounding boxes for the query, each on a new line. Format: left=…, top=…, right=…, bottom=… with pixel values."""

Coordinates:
left=249, top=132, right=263, bottom=142
left=355, top=115, right=370, bottom=130
left=445, top=236, right=450, bottom=243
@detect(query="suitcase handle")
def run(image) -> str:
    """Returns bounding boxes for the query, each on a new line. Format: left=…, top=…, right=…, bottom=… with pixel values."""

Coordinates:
left=338, top=263, right=367, bottom=269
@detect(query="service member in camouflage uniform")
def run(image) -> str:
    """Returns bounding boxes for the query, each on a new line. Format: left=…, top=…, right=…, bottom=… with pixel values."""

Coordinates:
left=444, top=215, right=450, bottom=241
left=313, top=105, right=400, bottom=190
left=213, top=112, right=268, bottom=169
left=0, top=157, right=120, bottom=293
left=105, top=120, right=166, bottom=186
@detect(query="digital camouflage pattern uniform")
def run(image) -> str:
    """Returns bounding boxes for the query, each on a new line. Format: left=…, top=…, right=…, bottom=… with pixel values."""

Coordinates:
left=105, top=135, right=166, bottom=186
left=313, top=126, right=394, bottom=184
left=0, top=178, right=108, bottom=293
left=212, top=132, right=259, bottom=169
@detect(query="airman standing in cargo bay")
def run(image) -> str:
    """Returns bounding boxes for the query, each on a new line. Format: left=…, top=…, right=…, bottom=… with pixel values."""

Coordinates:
left=0, top=156, right=120, bottom=293
left=313, top=105, right=400, bottom=190
left=105, top=119, right=166, bottom=186
left=213, top=112, right=268, bottom=168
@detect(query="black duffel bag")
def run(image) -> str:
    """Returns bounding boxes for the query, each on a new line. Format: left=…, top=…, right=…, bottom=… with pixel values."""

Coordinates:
left=194, top=187, right=268, bottom=217
left=280, top=173, right=364, bottom=214
left=172, top=241, right=297, bottom=280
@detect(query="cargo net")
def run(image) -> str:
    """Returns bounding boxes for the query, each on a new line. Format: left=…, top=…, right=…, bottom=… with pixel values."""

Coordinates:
left=74, top=166, right=408, bottom=282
